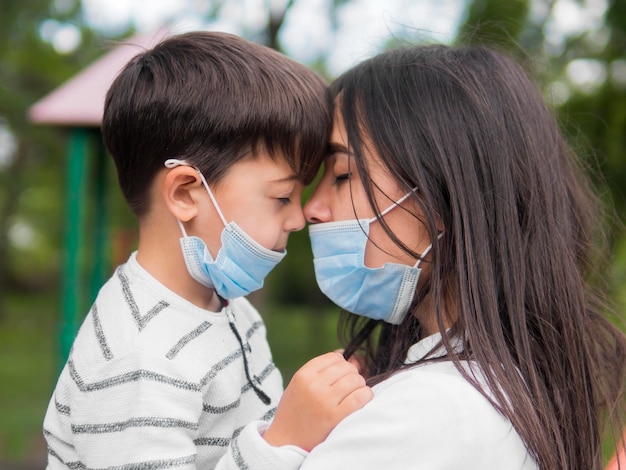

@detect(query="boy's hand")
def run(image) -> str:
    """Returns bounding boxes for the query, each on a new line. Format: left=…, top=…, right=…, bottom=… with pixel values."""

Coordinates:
left=262, top=351, right=373, bottom=451
left=336, top=348, right=370, bottom=379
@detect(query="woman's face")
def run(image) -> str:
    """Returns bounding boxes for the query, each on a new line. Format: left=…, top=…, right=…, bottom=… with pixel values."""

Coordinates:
left=304, top=111, right=432, bottom=268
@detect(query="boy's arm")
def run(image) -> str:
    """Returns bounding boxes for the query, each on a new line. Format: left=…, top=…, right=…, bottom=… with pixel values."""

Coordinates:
left=215, top=352, right=373, bottom=470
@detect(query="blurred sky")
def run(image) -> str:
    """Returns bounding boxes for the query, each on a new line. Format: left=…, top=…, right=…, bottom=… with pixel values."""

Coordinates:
left=35, top=0, right=608, bottom=80
left=78, top=0, right=467, bottom=76
left=33, top=0, right=607, bottom=79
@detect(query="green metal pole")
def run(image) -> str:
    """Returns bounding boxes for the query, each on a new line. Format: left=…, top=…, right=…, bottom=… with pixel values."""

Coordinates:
left=59, top=128, right=89, bottom=366
left=89, top=132, right=109, bottom=303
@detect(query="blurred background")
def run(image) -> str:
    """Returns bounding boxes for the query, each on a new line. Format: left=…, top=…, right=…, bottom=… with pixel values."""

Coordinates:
left=1, top=0, right=625, bottom=466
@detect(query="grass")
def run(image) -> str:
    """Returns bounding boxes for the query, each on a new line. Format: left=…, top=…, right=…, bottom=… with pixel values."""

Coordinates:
left=0, top=292, right=341, bottom=464
left=0, top=294, right=58, bottom=462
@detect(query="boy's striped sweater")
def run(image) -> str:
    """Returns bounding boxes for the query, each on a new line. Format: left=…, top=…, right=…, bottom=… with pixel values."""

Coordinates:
left=43, top=252, right=288, bottom=469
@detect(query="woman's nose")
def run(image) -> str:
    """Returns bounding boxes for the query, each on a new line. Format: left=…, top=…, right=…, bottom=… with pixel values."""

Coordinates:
left=304, top=190, right=331, bottom=224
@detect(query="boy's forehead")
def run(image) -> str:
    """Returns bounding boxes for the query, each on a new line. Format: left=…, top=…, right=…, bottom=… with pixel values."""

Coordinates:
left=227, top=152, right=299, bottom=182
left=242, top=141, right=323, bottom=184
left=261, top=149, right=315, bottom=181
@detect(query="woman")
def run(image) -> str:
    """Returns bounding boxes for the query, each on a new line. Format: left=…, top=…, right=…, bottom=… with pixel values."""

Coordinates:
left=301, top=45, right=626, bottom=469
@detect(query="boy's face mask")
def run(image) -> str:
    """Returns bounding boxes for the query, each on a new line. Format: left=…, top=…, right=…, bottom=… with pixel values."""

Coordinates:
left=165, top=159, right=286, bottom=299
left=308, top=191, right=434, bottom=324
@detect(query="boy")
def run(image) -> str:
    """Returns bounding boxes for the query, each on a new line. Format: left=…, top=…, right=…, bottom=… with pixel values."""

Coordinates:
left=43, top=32, right=371, bottom=469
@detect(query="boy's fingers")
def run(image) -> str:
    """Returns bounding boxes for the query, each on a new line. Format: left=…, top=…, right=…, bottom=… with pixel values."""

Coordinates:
left=335, top=349, right=367, bottom=375
left=316, top=359, right=360, bottom=387
left=345, top=353, right=365, bottom=373
left=327, top=369, right=368, bottom=398
left=293, top=352, right=355, bottom=385
left=300, top=351, right=345, bottom=372
left=339, top=385, right=374, bottom=412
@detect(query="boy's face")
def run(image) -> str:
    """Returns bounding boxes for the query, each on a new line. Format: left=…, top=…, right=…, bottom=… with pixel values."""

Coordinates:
left=200, top=152, right=306, bottom=254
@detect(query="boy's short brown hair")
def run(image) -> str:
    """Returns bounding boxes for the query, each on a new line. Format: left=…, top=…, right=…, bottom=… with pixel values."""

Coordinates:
left=102, top=31, right=331, bottom=216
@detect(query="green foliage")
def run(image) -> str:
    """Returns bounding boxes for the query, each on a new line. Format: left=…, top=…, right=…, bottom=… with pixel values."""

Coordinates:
left=0, top=0, right=114, bottom=318
left=264, top=304, right=342, bottom=381
left=457, top=0, right=531, bottom=48
left=0, top=293, right=57, bottom=462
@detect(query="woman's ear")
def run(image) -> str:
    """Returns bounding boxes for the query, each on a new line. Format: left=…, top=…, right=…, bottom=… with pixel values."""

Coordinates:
left=162, top=166, right=204, bottom=222
left=435, top=214, right=445, bottom=234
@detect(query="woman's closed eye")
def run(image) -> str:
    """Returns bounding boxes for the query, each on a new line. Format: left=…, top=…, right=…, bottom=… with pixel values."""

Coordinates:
left=334, top=173, right=351, bottom=185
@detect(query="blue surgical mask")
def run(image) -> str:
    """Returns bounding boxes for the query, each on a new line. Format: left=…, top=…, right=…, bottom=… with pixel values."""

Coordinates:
left=165, top=159, right=286, bottom=299
left=308, top=192, right=434, bottom=324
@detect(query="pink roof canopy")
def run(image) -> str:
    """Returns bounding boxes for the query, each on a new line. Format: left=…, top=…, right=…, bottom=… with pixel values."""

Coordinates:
left=28, top=30, right=168, bottom=127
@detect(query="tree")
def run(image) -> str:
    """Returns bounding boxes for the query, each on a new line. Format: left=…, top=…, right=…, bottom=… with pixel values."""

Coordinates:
left=456, top=0, right=626, bottom=306
left=0, top=0, right=105, bottom=317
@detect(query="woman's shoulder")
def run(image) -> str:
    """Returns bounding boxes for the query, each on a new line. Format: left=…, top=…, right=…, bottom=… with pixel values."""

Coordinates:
left=373, top=360, right=491, bottom=410
left=370, top=361, right=536, bottom=466
left=304, top=360, right=537, bottom=469
left=373, top=360, right=510, bottom=420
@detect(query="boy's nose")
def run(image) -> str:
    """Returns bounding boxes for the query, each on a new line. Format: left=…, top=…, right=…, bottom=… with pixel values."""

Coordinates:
left=286, top=206, right=306, bottom=232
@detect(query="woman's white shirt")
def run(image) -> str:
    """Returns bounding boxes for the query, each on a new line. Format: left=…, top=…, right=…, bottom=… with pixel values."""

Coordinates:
left=300, top=333, right=538, bottom=469
left=228, top=332, right=539, bottom=469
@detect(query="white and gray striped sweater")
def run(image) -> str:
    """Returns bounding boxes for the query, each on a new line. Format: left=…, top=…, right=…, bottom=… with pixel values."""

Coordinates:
left=43, top=252, right=287, bottom=469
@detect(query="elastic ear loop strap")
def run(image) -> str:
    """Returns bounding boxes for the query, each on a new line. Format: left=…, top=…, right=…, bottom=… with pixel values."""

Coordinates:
left=367, top=188, right=442, bottom=269
left=164, top=158, right=228, bottom=228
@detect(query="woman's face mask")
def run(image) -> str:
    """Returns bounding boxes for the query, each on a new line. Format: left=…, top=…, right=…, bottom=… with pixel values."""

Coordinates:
left=308, top=193, right=435, bottom=324
left=304, top=115, right=437, bottom=323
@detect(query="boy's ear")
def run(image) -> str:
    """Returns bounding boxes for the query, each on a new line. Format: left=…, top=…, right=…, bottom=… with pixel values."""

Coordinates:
left=162, top=166, right=204, bottom=222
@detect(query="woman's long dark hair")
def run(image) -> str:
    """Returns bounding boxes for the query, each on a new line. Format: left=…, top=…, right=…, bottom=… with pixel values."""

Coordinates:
left=333, top=45, right=626, bottom=469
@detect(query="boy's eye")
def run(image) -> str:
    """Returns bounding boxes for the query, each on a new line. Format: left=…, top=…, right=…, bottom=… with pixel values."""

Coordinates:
left=278, top=197, right=291, bottom=205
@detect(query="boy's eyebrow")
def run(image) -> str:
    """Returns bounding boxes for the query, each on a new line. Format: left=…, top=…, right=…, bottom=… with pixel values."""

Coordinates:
left=269, top=174, right=299, bottom=183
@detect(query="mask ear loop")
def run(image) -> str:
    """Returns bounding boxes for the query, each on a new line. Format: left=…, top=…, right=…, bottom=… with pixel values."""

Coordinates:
left=414, top=232, right=445, bottom=268
left=164, top=158, right=229, bottom=228
left=360, top=186, right=443, bottom=269
left=367, top=187, right=419, bottom=224
left=176, top=219, right=188, bottom=238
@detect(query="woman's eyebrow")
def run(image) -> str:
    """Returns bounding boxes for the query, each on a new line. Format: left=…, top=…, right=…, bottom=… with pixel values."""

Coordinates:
left=328, top=142, right=349, bottom=155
